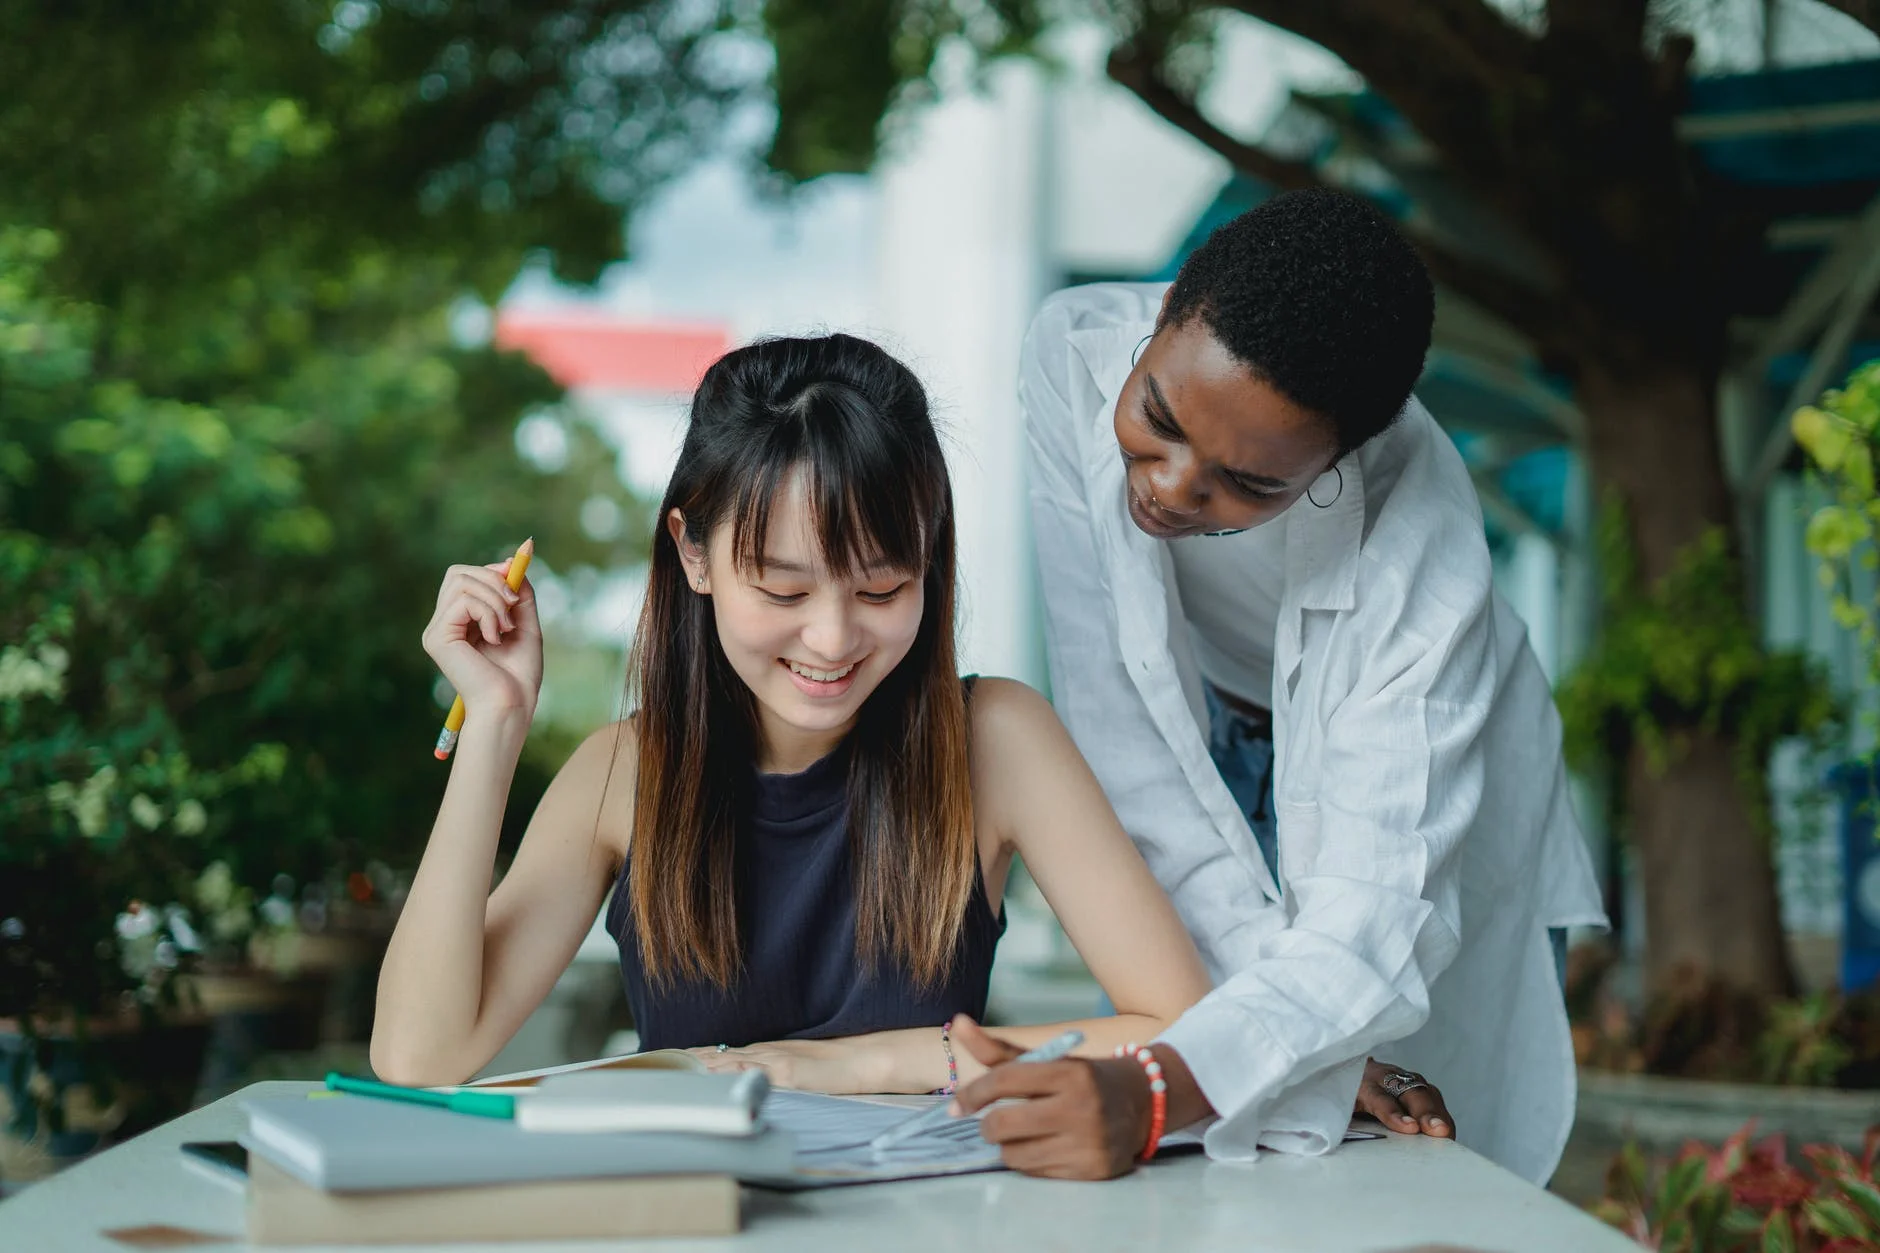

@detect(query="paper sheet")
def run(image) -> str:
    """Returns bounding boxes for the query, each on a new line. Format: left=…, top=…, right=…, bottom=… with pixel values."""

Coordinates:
left=755, top=1092, right=1383, bottom=1188
left=758, top=1092, right=1004, bottom=1186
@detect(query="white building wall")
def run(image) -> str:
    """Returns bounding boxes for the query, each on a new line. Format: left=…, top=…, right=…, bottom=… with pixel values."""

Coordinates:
left=870, top=54, right=1053, bottom=685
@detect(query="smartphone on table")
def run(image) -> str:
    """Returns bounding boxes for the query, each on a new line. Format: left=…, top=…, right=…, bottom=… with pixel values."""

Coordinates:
left=178, top=1140, right=248, bottom=1190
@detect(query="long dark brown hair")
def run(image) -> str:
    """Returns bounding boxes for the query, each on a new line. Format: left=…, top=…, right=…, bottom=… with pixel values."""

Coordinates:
left=624, top=334, right=973, bottom=990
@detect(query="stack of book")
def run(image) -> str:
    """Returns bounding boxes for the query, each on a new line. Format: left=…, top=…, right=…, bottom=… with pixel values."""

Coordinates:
left=239, top=1061, right=793, bottom=1244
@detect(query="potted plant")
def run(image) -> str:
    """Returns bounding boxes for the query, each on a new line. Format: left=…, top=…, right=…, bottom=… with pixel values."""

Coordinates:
left=1594, top=1121, right=1880, bottom=1250
left=0, top=612, right=282, bottom=1180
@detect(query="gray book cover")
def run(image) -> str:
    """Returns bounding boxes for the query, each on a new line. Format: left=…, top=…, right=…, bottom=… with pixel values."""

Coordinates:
left=241, top=1095, right=797, bottom=1192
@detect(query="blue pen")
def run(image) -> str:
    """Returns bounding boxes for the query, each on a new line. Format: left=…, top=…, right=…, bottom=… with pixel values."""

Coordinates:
left=867, top=1029, right=1084, bottom=1154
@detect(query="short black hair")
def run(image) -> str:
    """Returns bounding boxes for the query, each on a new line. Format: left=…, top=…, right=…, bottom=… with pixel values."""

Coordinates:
left=1162, top=187, right=1434, bottom=456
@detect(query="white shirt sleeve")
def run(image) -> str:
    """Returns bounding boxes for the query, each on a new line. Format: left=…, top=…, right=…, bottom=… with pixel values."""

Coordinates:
left=1019, top=298, right=1288, bottom=984
left=1158, top=556, right=1494, bottom=1158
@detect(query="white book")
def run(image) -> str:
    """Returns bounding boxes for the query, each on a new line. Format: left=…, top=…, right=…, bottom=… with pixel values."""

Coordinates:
left=242, top=1085, right=794, bottom=1193
left=515, top=1070, right=768, bottom=1135
left=448, top=1047, right=706, bottom=1095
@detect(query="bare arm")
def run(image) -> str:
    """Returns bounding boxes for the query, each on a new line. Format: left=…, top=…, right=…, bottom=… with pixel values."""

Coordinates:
left=968, top=678, right=1212, bottom=1053
left=369, top=554, right=629, bottom=1087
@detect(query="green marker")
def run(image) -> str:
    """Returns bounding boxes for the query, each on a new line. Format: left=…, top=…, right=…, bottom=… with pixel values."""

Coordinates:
left=323, top=1071, right=516, bottom=1120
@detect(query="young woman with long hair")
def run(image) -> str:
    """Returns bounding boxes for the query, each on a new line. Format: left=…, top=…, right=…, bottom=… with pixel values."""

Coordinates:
left=370, top=333, right=1213, bottom=1113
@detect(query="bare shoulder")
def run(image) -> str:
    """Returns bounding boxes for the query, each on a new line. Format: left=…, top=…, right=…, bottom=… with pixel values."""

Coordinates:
left=967, top=677, right=1069, bottom=772
left=551, top=717, right=639, bottom=858
left=968, top=674, right=1056, bottom=726
left=965, top=676, right=1119, bottom=862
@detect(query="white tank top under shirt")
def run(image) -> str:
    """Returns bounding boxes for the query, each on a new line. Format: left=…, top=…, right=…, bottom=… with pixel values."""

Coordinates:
left=1166, top=515, right=1289, bottom=713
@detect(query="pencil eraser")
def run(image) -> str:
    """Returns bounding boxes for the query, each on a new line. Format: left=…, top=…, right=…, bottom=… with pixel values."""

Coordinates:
left=434, top=748, right=450, bottom=760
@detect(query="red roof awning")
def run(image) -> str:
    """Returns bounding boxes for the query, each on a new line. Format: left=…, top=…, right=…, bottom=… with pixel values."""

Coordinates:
left=494, top=310, right=729, bottom=394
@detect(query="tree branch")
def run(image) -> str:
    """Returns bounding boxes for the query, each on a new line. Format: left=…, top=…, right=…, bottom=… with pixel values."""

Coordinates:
left=1413, top=234, right=1567, bottom=348
left=1218, top=0, right=1541, bottom=204
left=1219, top=0, right=1701, bottom=307
left=1224, top=0, right=1536, bottom=100
left=1546, top=0, right=1649, bottom=48
left=1107, top=40, right=1565, bottom=347
left=1105, top=44, right=1320, bottom=192
left=1813, top=0, right=1880, bottom=37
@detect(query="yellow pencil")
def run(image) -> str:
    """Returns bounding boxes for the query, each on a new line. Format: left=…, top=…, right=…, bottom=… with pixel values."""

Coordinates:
left=434, top=537, right=534, bottom=761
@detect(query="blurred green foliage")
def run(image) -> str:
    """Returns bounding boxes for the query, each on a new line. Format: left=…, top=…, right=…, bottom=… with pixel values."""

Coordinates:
left=0, top=1, right=738, bottom=1023
left=1794, top=361, right=1880, bottom=688
left=761, top=0, right=1048, bottom=182
left=0, top=224, right=645, bottom=1023
left=1555, top=498, right=1838, bottom=825
left=1595, top=1123, right=1880, bottom=1252
left=0, top=1, right=761, bottom=297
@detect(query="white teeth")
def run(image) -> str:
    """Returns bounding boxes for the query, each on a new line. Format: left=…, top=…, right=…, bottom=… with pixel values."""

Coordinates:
left=786, top=660, right=855, bottom=683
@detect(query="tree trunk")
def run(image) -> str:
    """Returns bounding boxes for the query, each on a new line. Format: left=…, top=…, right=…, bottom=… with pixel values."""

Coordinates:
left=1577, top=356, right=1799, bottom=1024
left=1624, top=730, right=1794, bottom=1070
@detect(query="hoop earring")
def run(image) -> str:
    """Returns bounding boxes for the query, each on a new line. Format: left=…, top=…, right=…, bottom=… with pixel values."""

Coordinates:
left=1132, top=334, right=1152, bottom=367
left=1306, top=464, right=1344, bottom=509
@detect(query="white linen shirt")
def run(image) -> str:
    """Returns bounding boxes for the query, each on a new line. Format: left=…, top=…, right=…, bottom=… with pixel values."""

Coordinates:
left=1020, top=283, right=1607, bottom=1185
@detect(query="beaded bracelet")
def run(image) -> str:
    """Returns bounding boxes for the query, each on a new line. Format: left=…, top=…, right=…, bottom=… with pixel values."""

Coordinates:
left=936, top=1020, right=959, bottom=1096
left=1114, top=1041, right=1167, bottom=1163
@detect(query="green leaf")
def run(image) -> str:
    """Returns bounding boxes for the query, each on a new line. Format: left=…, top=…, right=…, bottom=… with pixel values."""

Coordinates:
left=1806, top=505, right=1868, bottom=561
left=1835, top=1178, right=1880, bottom=1230
left=1761, top=1211, right=1797, bottom=1253
left=1795, top=404, right=1856, bottom=471
left=1660, top=1153, right=1707, bottom=1215
left=1803, top=1196, right=1870, bottom=1239
left=1850, top=443, right=1877, bottom=494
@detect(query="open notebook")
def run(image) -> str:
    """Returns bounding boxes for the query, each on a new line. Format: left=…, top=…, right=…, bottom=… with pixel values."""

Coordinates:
left=444, top=1052, right=1383, bottom=1189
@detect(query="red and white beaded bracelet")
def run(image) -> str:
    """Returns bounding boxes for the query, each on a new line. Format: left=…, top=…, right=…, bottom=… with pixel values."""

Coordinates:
left=1114, top=1042, right=1167, bottom=1162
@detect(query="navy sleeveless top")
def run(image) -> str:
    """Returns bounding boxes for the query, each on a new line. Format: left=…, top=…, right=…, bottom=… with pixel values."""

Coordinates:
left=605, top=704, right=1005, bottom=1050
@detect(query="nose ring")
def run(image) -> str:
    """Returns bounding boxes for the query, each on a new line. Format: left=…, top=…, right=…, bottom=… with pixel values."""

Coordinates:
left=1149, top=489, right=1186, bottom=516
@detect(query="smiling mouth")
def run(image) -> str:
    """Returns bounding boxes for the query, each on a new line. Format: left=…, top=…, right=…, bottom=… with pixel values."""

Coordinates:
left=783, top=659, right=857, bottom=683
left=1127, top=487, right=1196, bottom=539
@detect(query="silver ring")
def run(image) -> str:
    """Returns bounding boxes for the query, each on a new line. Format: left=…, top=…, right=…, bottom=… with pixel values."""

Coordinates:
left=1379, top=1071, right=1428, bottom=1099
left=716, top=1043, right=730, bottom=1053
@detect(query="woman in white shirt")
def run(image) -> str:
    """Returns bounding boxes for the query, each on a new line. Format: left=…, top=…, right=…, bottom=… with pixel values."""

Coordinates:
left=950, top=189, right=1606, bottom=1185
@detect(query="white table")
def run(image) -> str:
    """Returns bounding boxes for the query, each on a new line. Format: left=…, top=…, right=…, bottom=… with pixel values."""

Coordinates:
left=0, top=1081, right=1636, bottom=1253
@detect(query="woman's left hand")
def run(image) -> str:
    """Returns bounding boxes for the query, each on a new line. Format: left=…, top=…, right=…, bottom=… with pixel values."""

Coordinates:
left=1354, top=1057, right=1456, bottom=1138
left=686, top=1038, right=884, bottom=1095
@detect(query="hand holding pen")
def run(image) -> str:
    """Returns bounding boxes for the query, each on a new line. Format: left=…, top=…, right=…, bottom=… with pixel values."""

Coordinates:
left=943, top=1015, right=1165, bottom=1180
left=866, top=1026, right=1085, bottom=1154
left=421, top=538, right=540, bottom=759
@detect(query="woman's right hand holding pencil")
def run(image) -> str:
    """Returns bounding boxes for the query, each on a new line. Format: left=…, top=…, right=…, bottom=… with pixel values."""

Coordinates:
left=380, top=539, right=572, bottom=1086
left=421, top=544, right=543, bottom=723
